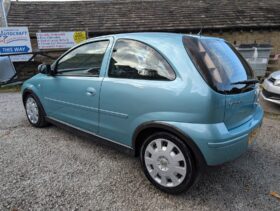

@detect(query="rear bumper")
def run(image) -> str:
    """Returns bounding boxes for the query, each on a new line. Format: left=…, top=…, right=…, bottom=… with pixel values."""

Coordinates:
left=261, top=91, right=280, bottom=105
left=261, top=89, right=280, bottom=105
left=167, top=105, right=264, bottom=166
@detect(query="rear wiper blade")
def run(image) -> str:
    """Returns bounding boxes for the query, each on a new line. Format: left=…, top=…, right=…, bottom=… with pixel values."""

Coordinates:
left=231, top=79, right=259, bottom=85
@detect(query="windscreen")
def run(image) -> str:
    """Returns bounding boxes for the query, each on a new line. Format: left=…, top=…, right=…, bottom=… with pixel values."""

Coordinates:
left=183, top=36, right=254, bottom=93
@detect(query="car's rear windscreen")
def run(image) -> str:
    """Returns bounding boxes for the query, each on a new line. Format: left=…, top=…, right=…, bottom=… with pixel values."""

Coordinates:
left=183, top=36, right=254, bottom=93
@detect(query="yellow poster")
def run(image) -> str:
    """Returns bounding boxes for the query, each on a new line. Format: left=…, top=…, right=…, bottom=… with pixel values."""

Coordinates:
left=73, top=31, right=87, bottom=44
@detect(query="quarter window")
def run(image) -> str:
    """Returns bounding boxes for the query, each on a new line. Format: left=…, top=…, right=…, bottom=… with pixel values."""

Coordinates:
left=108, top=39, right=175, bottom=80
left=56, top=40, right=109, bottom=76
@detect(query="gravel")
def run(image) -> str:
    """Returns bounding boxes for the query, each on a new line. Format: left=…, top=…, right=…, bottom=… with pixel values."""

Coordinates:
left=0, top=92, right=279, bottom=211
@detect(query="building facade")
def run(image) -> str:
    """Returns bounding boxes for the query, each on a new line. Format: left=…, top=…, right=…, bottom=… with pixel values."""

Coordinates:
left=5, top=0, right=280, bottom=75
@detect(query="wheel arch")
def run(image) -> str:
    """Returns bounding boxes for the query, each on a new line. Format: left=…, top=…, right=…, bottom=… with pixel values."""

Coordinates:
left=22, top=88, right=47, bottom=116
left=22, top=88, right=33, bottom=103
left=132, top=121, right=207, bottom=170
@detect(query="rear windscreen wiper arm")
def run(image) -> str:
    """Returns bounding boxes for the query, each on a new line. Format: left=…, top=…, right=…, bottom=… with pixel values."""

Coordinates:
left=231, top=79, right=259, bottom=85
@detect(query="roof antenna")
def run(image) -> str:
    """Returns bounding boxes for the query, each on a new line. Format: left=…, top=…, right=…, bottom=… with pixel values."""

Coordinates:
left=197, top=25, right=203, bottom=37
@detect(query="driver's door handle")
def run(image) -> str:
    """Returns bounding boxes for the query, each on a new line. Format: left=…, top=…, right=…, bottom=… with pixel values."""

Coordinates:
left=86, top=87, right=96, bottom=96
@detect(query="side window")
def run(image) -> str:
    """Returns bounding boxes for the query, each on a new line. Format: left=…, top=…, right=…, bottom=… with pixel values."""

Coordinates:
left=56, top=40, right=109, bottom=76
left=108, top=39, right=175, bottom=80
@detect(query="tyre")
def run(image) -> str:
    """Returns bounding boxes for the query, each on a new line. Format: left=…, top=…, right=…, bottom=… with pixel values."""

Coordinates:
left=24, top=94, right=49, bottom=127
left=140, top=132, right=197, bottom=194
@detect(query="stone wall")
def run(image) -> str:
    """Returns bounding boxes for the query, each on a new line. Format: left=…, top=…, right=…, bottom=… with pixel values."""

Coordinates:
left=13, top=38, right=65, bottom=80
left=206, top=30, right=280, bottom=72
left=14, top=30, right=280, bottom=81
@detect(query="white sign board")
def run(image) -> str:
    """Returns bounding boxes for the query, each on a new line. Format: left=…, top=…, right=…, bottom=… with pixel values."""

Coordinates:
left=36, top=32, right=87, bottom=49
left=0, top=27, right=33, bottom=61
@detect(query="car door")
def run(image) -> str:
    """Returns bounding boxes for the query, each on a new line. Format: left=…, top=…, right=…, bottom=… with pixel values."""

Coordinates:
left=42, top=39, right=111, bottom=133
left=99, top=39, right=176, bottom=146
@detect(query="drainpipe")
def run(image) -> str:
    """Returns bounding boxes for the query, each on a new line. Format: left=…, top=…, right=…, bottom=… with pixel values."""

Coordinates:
left=0, top=0, right=8, bottom=27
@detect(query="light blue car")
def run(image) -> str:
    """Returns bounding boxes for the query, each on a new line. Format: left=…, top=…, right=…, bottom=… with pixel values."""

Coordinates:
left=21, top=33, right=263, bottom=194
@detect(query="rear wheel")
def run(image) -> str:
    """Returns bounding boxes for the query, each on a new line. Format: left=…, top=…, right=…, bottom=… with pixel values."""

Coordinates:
left=24, top=94, right=48, bottom=127
left=140, top=132, right=197, bottom=194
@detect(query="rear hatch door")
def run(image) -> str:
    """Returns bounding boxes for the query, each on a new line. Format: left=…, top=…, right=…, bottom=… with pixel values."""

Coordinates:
left=224, top=90, right=257, bottom=130
left=183, top=36, right=258, bottom=129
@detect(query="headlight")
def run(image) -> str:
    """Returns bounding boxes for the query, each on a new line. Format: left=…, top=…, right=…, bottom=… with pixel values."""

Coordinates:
left=274, top=79, right=280, bottom=86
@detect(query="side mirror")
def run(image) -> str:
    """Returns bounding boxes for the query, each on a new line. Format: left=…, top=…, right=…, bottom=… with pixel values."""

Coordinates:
left=38, top=64, right=55, bottom=75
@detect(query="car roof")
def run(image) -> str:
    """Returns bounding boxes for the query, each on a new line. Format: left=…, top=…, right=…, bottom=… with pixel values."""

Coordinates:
left=88, top=32, right=224, bottom=44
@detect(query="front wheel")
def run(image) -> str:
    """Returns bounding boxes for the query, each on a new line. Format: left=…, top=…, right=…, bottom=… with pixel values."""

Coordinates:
left=24, top=94, right=48, bottom=127
left=140, top=132, right=197, bottom=194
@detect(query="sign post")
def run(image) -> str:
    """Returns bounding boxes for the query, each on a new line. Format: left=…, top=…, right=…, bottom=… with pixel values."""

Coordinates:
left=0, top=0, right=8, bottom=27
left=0, top=27, right=33, bottom=61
